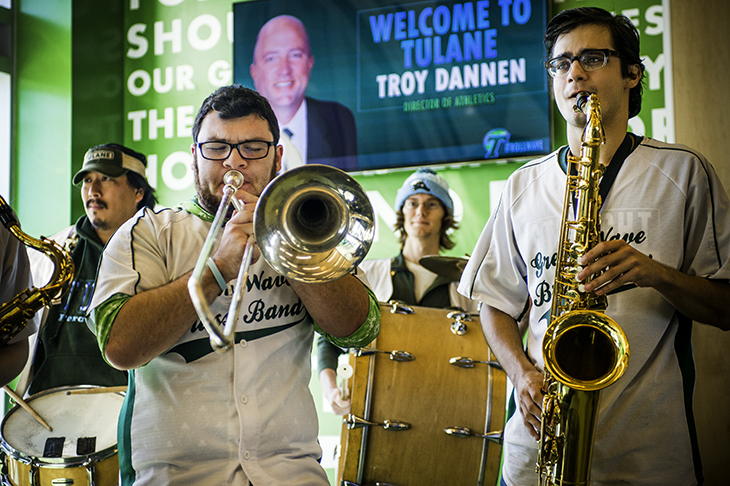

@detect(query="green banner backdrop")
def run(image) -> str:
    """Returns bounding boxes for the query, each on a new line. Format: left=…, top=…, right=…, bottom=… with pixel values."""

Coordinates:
left=87, top=0, right=674, bottom=482
left=120, top=0, right=671, bottom=262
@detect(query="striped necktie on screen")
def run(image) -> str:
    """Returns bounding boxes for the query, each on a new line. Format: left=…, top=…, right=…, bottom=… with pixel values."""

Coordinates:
left=281, top=128, right=304, bottom=171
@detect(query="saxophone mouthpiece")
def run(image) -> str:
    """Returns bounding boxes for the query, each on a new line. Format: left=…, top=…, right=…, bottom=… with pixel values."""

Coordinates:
left=574, top=92, right=592, bottom=113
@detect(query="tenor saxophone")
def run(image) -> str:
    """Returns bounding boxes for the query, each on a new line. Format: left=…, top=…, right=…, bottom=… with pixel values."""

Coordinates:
left=0, top=195, right=74, bottom=346
left=536, top=93, right=630, bottom=486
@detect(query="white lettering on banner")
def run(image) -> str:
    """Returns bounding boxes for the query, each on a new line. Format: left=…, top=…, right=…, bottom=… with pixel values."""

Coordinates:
left=161, top=151, right=194, bottom=191
left=126, top=14, right=232, bottom=59
left=127, top=24, right=147, bottom=59
left=651, top=108, right=669, bottom=142
left=643, top=54, right=664, bottom=91
left=127, top=66, right=196, bottom=96
left=155, top=19, right=183, bottom=55
left=450, top=189, right=463, bottom=226
left=128, top=111, right=146, bottom=141
left=619, top=5, right=663, bottom=36
left=627, top=115, right=646, bottom=138
left=149, top=108, right=174, bottom=140
left=644, top=5, right=664, bottom=35
left=645, top=5, right=663, bottom=35
left=177, top=105, right=195, bottom=138
left=128, top=69, right=150, bottom=96
left=227, top=11, right=234, bottom=44
left=127, top=106, right=195, bottom=141
left=177, top=65, right=195, bottom=91
left=208, top=60, right=232, bottom=87
left=154, top=67, right=174, bottom=93
left=146, top=154, right=158, bottom=189
left=188, top=14, right=221, bottom=51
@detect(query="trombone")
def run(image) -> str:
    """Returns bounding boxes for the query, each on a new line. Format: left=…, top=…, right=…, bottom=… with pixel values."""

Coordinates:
left=187, top=164, right=375, bottom=353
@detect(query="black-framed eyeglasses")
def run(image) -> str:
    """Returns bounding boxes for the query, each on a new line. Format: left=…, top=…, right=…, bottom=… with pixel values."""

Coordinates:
left=545, top=49, right=620, bottom=78
left=196, top=140, right=276, bottom=161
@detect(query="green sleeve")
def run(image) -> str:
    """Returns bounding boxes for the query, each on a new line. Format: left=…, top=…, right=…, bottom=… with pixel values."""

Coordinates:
left=88, top=293, right=133, bottom=366
left=313, top=285, right=380, bottom=349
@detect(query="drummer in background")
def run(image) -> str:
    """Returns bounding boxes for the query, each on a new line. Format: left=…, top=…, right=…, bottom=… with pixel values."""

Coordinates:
left=0, top=203, right=39, bottom=388
left=317, top=167, right=476, bottom=414
left=15, top=144, right=157, bottom=397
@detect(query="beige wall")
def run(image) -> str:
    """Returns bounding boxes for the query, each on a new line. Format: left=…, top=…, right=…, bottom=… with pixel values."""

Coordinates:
left=670, top=1, right=730, bottom=484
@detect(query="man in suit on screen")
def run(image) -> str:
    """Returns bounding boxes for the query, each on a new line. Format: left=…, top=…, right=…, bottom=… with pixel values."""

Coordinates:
left=250, top=15, right=358, bottom=171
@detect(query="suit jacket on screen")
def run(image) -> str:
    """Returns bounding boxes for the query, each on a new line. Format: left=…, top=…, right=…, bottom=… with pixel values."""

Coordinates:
left=305, top=97, right=358, bottom=170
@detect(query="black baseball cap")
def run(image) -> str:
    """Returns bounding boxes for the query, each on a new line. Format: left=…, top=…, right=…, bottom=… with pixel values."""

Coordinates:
left=73, top=146, right=147, bottom=185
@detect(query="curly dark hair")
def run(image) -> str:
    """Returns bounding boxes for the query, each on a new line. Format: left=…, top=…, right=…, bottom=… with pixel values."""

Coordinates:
left=544, top=7, right=646, bottom=118
left=192, top=84, right=280, bottom=145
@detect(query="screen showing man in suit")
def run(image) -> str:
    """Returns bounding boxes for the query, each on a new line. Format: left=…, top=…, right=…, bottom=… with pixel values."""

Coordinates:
left=250, top=15, right=358, bottom=171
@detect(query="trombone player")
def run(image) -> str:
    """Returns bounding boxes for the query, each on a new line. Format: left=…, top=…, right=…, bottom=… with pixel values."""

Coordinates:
left=87, top=85, right=380, bottom=486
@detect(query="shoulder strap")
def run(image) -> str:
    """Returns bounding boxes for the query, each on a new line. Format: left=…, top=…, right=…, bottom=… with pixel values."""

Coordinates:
left=599, top=133, right=640, bottom=203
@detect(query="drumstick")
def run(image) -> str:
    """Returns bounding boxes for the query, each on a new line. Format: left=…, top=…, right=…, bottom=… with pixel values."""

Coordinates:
left=2, top=385, right=52, bottom=431
left=337, top=363, right=353, bottom=400
left=65, top=385, right=128, bottom=395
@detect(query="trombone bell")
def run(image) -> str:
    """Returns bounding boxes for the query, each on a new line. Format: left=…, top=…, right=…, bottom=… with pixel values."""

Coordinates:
left=256, top=165, right=375, bottom=282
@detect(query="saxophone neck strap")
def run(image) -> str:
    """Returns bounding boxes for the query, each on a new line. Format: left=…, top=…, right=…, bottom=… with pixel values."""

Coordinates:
left=598, top=132, right=641, bottom=204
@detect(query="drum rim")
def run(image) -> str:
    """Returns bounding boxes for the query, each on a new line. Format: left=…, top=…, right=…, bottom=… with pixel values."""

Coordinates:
left=0, top=385, right=122, bottom=467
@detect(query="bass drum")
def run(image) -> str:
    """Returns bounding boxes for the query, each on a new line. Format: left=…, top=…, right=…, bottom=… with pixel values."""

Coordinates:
left=338, top=303, right=507, bottom=486
left=1, top=386, right=123, bottom=486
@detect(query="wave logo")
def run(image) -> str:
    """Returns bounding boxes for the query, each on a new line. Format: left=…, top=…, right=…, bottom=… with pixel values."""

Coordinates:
left=483, top=128, right=511, bottom=159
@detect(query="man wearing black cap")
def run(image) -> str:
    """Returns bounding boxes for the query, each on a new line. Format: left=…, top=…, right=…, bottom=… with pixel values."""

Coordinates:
left=16, top=143, right=156, bottom=396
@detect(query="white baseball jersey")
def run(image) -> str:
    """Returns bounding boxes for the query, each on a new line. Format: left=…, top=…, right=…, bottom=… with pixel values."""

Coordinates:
left=89, top=202, right=378, bottom=486
left=459, top=138, right=730, bottom=486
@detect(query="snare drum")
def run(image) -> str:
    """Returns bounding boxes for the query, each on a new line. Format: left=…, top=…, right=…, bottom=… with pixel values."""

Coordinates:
left=338, top=303, right=507, bottom=486
left=1, top=386, right=123, bottom=486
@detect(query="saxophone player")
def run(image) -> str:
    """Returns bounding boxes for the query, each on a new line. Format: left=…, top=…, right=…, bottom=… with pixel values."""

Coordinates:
left=0, top=201, right=39, bottom=387
left=459, top=7, right=730, bottom=486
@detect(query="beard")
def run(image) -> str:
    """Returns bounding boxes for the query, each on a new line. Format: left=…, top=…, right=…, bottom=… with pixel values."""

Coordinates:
left=191, top=159, right=222, bottom=216
left=86, top=198, right=111, bottom=232
left=191, top=155, right=279, bottom=218
left=89, top=217, right=111, bottom=233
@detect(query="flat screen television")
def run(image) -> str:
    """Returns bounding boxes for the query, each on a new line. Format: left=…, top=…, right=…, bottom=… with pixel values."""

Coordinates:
left=233, top=0, right=550, bottom=171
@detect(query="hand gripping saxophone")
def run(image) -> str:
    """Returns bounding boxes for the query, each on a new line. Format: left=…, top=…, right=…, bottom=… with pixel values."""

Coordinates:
left=536, top=93, right=630, bottom=486
left=0, top=196, right=74, bottom=346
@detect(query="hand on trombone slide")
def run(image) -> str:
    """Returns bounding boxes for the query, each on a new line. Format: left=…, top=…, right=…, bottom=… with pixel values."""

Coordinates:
left=209, top=178, right=262, bottom=286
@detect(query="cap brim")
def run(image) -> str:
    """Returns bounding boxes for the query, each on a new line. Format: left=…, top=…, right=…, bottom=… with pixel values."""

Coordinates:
left=73, top=163, right=128, bottom=185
